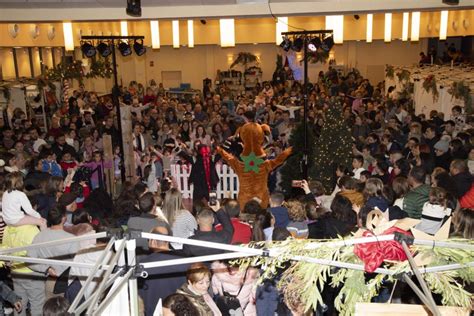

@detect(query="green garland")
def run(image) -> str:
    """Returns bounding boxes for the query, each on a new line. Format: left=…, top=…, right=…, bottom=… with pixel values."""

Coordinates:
left=85, top=58, right=114, bottom=79
left=398, top=82, right=414, bottom=101
left=385, top=65, right=395, bottom=79
left=449, top=81, right=473, bottom=114
left=233, top=237, right=473, bottom=315
left=308, top=49, right=330, bottom=64
left=396, top=69, right=411, bottom=83
left=422, top=75, right=439, bottom=101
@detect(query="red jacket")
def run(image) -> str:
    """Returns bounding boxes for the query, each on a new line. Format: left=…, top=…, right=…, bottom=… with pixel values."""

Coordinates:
left=215, top=218, right=252, bottom=245
left=460, top=184, right=474, bottom=209
left=64, top=185, right=91, bottom=209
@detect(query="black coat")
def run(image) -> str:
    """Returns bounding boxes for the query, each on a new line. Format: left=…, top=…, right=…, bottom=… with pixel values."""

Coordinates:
left=139, top=251, right=191, bottom=316
left=308, top=216, right=355, bottom=239
left=186, top=153, right=220, bottom=201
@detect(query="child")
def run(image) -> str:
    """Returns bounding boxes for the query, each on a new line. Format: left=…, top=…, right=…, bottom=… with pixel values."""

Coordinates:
left=41, top=151, right=62, bottom=177
left=359, top=170, right=371, bottom=183
left=83, top=151, right=112, bottom=190
left=416, top=187, right=452, bottom=235
left=59, top=152, right=78, bottom=177
left=268, top=192, right=290, bottom=228
left=0, top=281, right=22, bottom=314
left=2, top=172, right=47, bottom=229
left=113, top=145, right=122, bottom=182
left=352, top=155, right=365, bottom=180
left=143, top=154, right=159, bottom=194
left=286, top=200, right=308, bottom=239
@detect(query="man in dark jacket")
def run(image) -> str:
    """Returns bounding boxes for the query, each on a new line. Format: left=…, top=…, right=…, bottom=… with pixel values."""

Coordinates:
left=139, top=226, right=191, bottom=316
left=51, top=134, right=77, bottom=162
left=182, top=205, right=234, bottom=256
left=450, top=159, right=473, bottom=199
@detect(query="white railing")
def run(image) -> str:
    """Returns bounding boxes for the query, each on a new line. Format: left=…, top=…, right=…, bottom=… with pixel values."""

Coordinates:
left=170, top=163, right=239, bottom=199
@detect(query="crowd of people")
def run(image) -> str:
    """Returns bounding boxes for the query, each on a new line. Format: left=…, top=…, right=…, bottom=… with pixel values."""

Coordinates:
left=0, top=66, right=472, bottom=315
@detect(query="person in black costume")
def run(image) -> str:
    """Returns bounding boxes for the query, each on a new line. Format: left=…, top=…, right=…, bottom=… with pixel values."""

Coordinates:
left=183, top=144, right=220, bottom=203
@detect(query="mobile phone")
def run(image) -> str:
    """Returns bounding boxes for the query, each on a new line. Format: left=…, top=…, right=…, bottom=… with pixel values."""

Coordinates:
left=292, top=180, right=302, bottom=188
left=209, top=191, right=217, bottom=206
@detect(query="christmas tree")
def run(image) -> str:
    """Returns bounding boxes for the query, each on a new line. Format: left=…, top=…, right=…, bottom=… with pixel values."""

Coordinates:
left=279, top=122, right=315, bottom=196
left=310, top=97, right=353, bottom=193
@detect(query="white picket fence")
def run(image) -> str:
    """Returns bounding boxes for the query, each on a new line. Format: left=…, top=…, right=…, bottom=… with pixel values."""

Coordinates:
left=170, top=163, right=240, bottom=199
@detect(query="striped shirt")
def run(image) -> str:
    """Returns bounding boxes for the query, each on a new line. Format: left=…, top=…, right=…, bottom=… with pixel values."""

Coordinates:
left=171, top=210, right=197, bottom=249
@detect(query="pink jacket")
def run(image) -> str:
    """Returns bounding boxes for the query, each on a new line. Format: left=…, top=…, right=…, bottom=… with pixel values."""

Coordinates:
left=211, top=261, right=259, bottom=316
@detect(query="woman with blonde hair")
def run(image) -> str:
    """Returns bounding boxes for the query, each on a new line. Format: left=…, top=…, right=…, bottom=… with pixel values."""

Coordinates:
left=176, top=263, right=221, bottom=316
left=452, top=208, right=474, bottom=239
left=286, top=200, right=308, bottom=239
left=162, top=188, right=197, bottom=249
left=362, top=178, right=389, bottom=213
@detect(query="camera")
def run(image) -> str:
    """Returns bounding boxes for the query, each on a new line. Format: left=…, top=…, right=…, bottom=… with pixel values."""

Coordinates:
left=209, top=191, right=217, bottom=206
left=292, top=180, right=303, bottom=188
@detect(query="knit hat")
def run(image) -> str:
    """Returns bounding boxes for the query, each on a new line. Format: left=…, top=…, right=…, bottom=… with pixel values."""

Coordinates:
left=58, top=192, right=77, bottom=206
left=434, top=140, right=449, bottom=153
left=33, top=139, right=47, bottom=153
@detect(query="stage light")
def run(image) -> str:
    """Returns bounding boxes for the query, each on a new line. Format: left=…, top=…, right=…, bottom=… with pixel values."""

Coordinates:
left=279, top=37, right=292, bottom=51
left=308, top=37, right=321, bottom=52
left=97, top=41, right=112, bottom=57
left=126, top=0, right=141, bottom=17
left=321, top=35, right=334, bottom=52
left=292, top=37, right=304, bottom=52
left=81, top=41, right=96, bottom=58
left=118, top=41, right=132, bottom=56
left=133, top=39, right=146, bottom=56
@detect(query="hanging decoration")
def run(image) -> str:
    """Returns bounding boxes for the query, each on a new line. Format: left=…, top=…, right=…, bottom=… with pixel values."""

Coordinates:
left=385, top=65, right=395, bottom=79
left=448, top=80, right=473, bottom=114
left=422, top=75, right=439, bottom=101
left=85, top=58, right=114, bottom=79
left=230, top=52, right=259, bottom=70
left=43, top=60, right=84, bottom=83
left=396, top=69, right=411, bottom=83
left=233, top=218, right=474, bottom=316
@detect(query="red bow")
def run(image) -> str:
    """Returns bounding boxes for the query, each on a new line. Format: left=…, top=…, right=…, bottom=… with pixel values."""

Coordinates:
left=353, top=227, right=412, bottom=273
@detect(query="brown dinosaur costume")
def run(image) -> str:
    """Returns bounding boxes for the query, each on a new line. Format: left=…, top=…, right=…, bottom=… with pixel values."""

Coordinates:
left=216, top=122, right=292, bottom=209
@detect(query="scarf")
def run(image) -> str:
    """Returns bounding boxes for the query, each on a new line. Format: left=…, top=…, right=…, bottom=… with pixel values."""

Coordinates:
left=200, top=146, right=212, bottom=191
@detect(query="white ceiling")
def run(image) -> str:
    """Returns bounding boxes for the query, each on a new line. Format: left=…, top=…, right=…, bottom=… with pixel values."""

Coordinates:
left=0, top=0, right=238, bottom=8
left=0, top=0, right=472, bottom=21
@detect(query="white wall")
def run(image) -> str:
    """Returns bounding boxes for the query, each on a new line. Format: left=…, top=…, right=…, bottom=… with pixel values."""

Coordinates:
left=76, top=39, right=427, bottom=92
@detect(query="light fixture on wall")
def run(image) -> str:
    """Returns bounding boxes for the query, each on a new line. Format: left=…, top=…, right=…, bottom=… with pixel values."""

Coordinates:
left=220, top=19, right=235, bottom=47
left=118, top=41, right=132, bottom=56
left=366, top=14, right=373, bottom=43
left=81, top=41, right=96, bottom=57
left=172, top=20, right=180, bottom=48
left=440, top=11, right=449, bottom=40
left=120, top=21, right=128, bottom=37
left=150, top=21, right=160, bottom=49
left=133, top=39, right=146, bottom=56
left=279, top=36, right=292, bottom=51
left=402, top=12, right=409, bottom=41
left=411, top=12, right=420, bottom=41
left=97, top=41, right=112, bottom=57
left=325, top=15, right=343, bottom=44
left=63, top=22, right=74, bottom=51
left=188, top=20, right=194, bottom=48
left=384, top=13, right=392, bottom=42
left=276, top=17, right=288, bottom=45
left=47, top=25, right=56, bottom=40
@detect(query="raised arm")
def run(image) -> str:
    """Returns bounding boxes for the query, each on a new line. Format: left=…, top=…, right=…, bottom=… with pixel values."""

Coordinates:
left=266, top=147, right=292, bottom=171
left=216, top=146, right=241, bottom=172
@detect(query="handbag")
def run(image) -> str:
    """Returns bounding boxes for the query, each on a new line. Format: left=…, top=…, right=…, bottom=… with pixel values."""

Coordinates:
left=215, top=268, right=248, bottom=316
